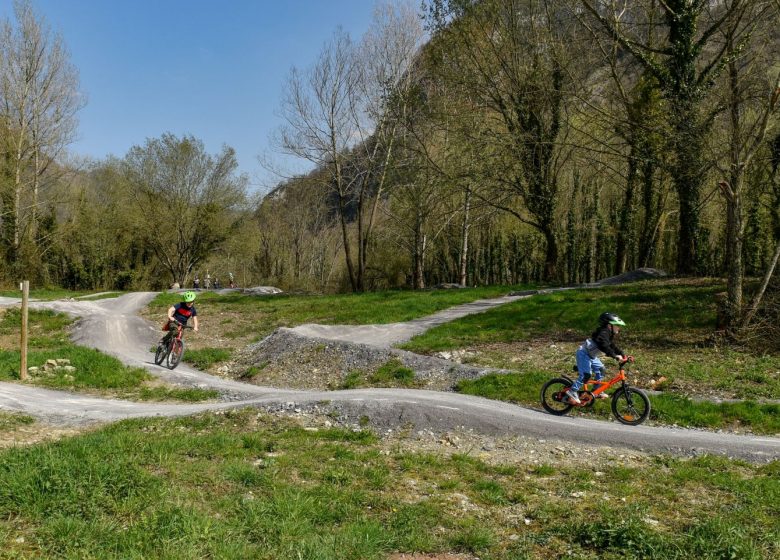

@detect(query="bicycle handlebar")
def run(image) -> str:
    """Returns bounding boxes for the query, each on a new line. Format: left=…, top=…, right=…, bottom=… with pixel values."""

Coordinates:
left=619, top=356, right=635, bottom=368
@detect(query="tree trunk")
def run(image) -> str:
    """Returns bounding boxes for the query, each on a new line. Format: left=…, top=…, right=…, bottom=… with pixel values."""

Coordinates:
left=459, top=187, right=471, bottom=287
left=412, top=211, right=426, bottom=290
left=360, top=132, right=396, bottom=292
left=13, top=144, right=24, bottom=255
left=31, top=146, right=40, bottom=241
left=338, top=198, right=358, bottom=293
left=587, top=185, right=599, bottom=283
left=723, top=182, right=743, bottom=331
left=334, top=157, right=357, bottom=292
left=638, top=158, right=659, bottom=267
left=616, top=154, right=638, bottom=274
left=670, top=100, right=706, bottom=275
left=543, top=227, right=559, bottom=283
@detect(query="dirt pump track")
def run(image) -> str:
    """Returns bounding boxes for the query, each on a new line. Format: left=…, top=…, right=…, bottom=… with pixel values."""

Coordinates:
left=0, top=290, right=777, bottom=463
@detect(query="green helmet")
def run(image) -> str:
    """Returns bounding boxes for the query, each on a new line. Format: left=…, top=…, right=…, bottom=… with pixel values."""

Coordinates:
left=183, top=291, right=197, bottom=303
left=599, top=312, right=625, bottom=327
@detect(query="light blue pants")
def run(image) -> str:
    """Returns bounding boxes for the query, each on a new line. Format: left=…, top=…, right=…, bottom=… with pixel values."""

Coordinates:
left=571, top=346, right=605, bottom=391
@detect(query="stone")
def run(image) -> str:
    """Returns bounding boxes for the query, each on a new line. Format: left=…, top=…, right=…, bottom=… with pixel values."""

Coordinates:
left=55, top=359, right=71, bottom=366
left=61, top=366, right=76, bottom=373
left=241, top=286, right=283, bottom=295
left=432, top=283, right=463, bottom=289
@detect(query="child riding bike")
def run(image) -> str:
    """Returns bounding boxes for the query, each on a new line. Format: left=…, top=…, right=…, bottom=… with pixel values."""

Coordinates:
left=162, top=291, right=199, bottom=343
left=566, top=312, right=631, bottom=404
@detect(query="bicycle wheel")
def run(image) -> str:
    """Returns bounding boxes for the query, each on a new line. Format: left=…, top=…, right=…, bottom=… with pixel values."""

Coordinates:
left=611, top=387, right=651, bottom=426
left=154, top=341, right=168, bottom=365
left=167, top=339, right=185, bottom=369
left=541, top=377, right=575, bottom=416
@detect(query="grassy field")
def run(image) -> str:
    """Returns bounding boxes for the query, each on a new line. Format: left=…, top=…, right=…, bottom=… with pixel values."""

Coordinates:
left=0, top=409, right=775, bottom=559
left=400, top=279, right=724, bottom=352
left=0, top=289, right=122, bottom=301
left=0, top=308, right=217, bottom=403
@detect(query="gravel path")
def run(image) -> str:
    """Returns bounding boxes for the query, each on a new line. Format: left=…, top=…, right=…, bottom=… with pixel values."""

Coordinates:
left=290, top=295, right=524, bottom=347
left=0, top=287, right=777, bottom=462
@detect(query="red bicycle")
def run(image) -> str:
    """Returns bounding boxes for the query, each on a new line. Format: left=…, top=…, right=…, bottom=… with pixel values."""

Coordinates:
left=154, top=320, right=192, bottom=369
left=540, top=359, right=651, bottom=425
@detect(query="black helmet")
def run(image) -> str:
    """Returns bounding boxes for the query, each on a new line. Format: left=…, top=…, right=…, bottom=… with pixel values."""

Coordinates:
left=599, top=312, right=626, bottom=327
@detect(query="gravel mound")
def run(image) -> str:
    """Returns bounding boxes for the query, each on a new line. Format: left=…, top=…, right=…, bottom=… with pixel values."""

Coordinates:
left=241, top=286, right=284, bottom=295
left=593, top=267, right=667, bottom=285
left=233, top=328, right=502, bottom=391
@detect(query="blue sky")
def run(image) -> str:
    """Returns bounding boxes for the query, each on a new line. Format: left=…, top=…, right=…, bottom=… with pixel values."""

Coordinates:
left=0, top=0, right=382, bottom=191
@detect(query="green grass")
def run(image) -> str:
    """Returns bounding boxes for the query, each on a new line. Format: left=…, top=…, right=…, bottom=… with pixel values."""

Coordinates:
left=0, top=411, right=35, bottom=431
left=0, top=288, right=121, bottom=301
left=457, top=370, right=551, bottom=404
left=400, top=279, right=723, bottom=353
left=337, top=360, right=419, bottom=390
left=651, top=394, right=780, bottom=433
left=0, top=309, right=214, bottom=402
left=368, top=359, right=416, bottom=386
left=0, top=409, right=775, bottom=559
left=183, top=347, right=232, bottom=369
left=340, top=370, right=364, bottom=389
left=132, top=386, right=220, bottom=402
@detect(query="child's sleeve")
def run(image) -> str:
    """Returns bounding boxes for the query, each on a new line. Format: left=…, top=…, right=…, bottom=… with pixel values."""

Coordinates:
left=594, top=328, right=622, bottom=358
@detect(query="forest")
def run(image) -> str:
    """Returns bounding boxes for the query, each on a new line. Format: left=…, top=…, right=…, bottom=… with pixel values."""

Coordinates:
left=1, top=0, right=779, bottom=336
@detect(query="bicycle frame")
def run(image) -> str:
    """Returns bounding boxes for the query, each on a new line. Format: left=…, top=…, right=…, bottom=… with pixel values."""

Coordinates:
left=563, top=362, right=633, bottom=407
left=170, top=322, right=185, bottom=343
left=155, top=320, right=191, bottom=368
left=583, top=366, right=629, bottom=396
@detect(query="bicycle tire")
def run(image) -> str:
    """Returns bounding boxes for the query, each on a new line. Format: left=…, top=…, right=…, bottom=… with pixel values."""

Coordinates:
left=167, top=339, right=185, bottom=369
left=611, top=387, right=651, bottom=426
left=154, top=341, right=168, bottom=365
left=541, top=377, right=575, bottom=416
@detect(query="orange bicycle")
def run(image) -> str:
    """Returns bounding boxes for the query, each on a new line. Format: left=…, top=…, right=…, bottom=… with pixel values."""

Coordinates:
left=540, top=359, right=651, bottom=425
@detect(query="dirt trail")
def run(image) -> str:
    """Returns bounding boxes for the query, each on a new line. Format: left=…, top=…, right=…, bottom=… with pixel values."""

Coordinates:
left=0, top=288, right=777, bottom=462
left=290, top=295, right=524, bottom=347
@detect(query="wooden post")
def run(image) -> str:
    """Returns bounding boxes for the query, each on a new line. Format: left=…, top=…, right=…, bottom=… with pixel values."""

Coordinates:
left=20, top=280, right=29, bottom=380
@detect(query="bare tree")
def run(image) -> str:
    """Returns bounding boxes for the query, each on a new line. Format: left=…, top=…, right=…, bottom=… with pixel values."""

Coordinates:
left=352, top=1, right=425, bottom=290
left=277, top=9, right=425, bottom=292
left=0, top=0, right=82, bottom=265
left=278, top=28, right=363, bottom=291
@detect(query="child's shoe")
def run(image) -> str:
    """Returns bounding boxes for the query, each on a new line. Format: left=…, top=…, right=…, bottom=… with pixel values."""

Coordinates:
left=565, top=389, right=581, bottom=404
